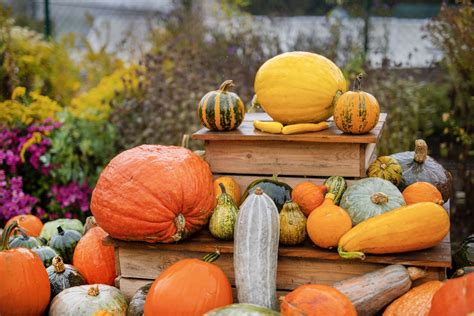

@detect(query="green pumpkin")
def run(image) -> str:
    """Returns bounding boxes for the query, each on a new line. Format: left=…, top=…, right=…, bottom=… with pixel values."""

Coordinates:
left=240, top=175, right=292, bottom=211
left=205, top=303, right=281, bottom=315
left=453, top=234, right=474, bottom=271
left=48, top=226, right=82, bottom=263
left=31, top=245, right=58, bottom=268
left=127, top=283, right=152, bottom=316
left=198, top=80, right=246, bottom=131
left=340, top=178, right=405, bottom=225
left=47, top=256, right=86, bottom=298
left=209, top=183, right=239, bottom=240
left=9, top=230, right=43, bottom=249
left=40, top=218, right=84, bottom=241
left=323, top=176, right=347, bottom=205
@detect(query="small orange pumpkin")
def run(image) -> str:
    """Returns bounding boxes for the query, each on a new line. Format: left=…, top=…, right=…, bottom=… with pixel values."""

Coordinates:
left=0, top=222, right=51, bottom=316
left=383, top=280, right=443, bottom=316
left=334, top=74, right=380, bottom=134
left=403, top=182, right=444, bottom=205
left=73, top=227, right=116, bottom=285
left=428, top=272, right=474, bottom=316
left=5, top=214, right=43, bottom=237
left=281, top=284, right=356, bottom=316
left=214, top=176, right=241, bottom=205
left=291, top=182, right=326, bottom=216
left=306, top=193, right=352, bottom=249
left=144, top=252, right=232, bottom=315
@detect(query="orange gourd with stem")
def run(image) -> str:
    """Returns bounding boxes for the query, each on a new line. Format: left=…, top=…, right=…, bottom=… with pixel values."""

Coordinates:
left=291, top=182, right=327, bottom=216
left=402, top=182, right=444, bottom=205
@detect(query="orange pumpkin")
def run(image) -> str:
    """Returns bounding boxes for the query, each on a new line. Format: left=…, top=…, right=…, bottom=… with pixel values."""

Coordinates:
left=428, top=272, right=474, bottom=316
left=281, top=284, right=356, bottom=316
left=91, top=145, right=215, bottom=243
left=214, top=176, right=241, bottom=205
left=334, top=74, right=380, bottom=134
left=403, top=182, right=444, bottom=205
left=144, top=252, right=232, bottom=315
left=73, top=227, right=116, bottom=285
left=383, top=280, right=443, bottom=316
left=291, top=182, right=327, bottom=216
left=5, top=214, right=43, bottom=237
left=306, top=193, right=352, bottom=249
left=0, top=222, right=50, bottom=316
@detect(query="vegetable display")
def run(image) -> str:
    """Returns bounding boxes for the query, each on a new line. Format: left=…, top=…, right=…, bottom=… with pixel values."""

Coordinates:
left=334, top=74, right=380, bottom=134
left=214, top=176, right=241, bottom=205
left=333, top=265, right=427, bottom=316
left=240, top=176, right=292, bottom=211
left=391, top=139, right=452, bottom=201
left=0, top=222, right=51, bottom=316
left=48, top=226, right=82, bottom=263
left=279, top=200, right=307, bottom=245
left=47, top=256, right=86, bottom=298
left=127, top=283, right=152, bottom=316
left=5, top=214, right=43, bottom=237
left=367, top=156, right=403, bottom=186
left=291, top=181, right=325, bottom=216
left=209, top=183, right=239, bottom=240
left=198, top=80, right=246, bottom=131
left=254, top=51, right=347, bottom=124
left=144, top=252, right=232, bottom=316
left=234, top=188, right=280, bottom=310
left=402, top=182, right=444, bottom=205
left=91, top=145, right=215, bottom=243
left=338, top=202, right=450, bottom=259
left=340, top=177, right=405, bottom=225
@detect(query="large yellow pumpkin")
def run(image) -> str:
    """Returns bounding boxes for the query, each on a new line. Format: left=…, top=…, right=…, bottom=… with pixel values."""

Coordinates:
left=254, top=51, right=347, bottom=124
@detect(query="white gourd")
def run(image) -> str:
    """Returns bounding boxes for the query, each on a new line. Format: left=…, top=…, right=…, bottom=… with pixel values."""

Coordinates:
left=234, top=187, right=280, bottom=310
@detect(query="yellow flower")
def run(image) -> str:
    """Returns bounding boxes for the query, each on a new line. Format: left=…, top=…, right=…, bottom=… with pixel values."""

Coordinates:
left=11, top=87, right=26, bottom=99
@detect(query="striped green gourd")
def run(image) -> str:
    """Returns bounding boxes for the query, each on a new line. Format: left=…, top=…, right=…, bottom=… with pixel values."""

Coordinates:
left=209, top=183, right=239, bottom=240
left=323, top=176, right=347, bottom=205
left=9, top=230, right=43, bottom=249
left=197, top=80, right=246, bottom=131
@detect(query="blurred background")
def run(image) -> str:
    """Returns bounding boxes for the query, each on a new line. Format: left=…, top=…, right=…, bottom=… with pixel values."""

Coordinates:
left=0, top=0, right=472, bottom=244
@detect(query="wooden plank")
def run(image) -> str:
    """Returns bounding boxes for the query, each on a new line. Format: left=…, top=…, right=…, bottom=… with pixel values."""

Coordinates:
left=205, top=141, right=362, bottom=177
left=364, top=143, right=377, bottom=171
left=193, top=113, right=387, bottom=144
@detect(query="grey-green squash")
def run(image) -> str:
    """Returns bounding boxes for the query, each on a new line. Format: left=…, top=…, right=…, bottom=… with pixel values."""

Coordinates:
left=127, top=283, right=152, bottom=316
left=234, top=187, right=280, bottom=310
left=31, top=245, right=58, bottom=268
left=279, top=201, right=306, bottom=245
left=205, top=303, right=281, bottom=315
left=340, top=177, right=405, bottom=225
left=9, top=230, right=43, bottom=249
left=209, top=183, right=239, bottom=240
left=40, top=218, right=83, bottom=241
left=47, top=256, right=86, bottom=298
left=48, top=226, right=82, bottom=263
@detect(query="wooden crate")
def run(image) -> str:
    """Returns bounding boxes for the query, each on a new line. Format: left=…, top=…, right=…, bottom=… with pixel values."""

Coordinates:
left=106, top=229, right=450, bottom=300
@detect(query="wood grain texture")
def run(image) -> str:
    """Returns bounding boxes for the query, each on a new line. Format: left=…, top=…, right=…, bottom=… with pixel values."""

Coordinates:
left=205, top=140, right=362, bottom=177
left=364, top=143, right=377, bottom=172
left=192, top=113, right=387, bottom=143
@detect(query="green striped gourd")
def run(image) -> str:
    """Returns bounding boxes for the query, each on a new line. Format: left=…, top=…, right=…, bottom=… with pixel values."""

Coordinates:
left=198, top=80, right=246, bottom=131
left=234, top=187, right=279, bottom=310
left=323, top=176, right=347, bottom=205
left=9, top=230, right=43, bottom=249
left=209, top=183, right=239, bottom=240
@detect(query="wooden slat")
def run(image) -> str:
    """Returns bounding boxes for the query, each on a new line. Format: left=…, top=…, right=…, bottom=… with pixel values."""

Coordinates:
left=364, top=143, right=377, bottom=171
left=205, top=141, right=362, bottom=177
left=192, top=113, right=387, bottom=144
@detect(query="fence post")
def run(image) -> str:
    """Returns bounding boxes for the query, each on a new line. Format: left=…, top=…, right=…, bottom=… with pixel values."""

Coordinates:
left=44, top=0, right=51, bottom=39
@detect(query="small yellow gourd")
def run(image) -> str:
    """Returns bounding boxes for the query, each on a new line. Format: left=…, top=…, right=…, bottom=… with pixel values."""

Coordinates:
left=281, top=122, right=330, bottom=135
left=253, top=120, right=283, bottom=134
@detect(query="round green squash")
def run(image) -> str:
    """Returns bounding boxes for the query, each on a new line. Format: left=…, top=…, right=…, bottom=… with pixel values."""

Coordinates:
left=240, top=176, right=292, bottom=212
left=47, top=256, right=86, bottom=298
left=197, top=80, right=246, bottom=131
left=453, top=234, right=474, bottom=271
left=209, top=183, right=239, bottom=240
left=9, top=230, right=43, bottom=249
left=340, top=178, right=405, bottom=225
left=40, top=218, right=83, bottom=241
left=49, top=284, right=128, bottom=316
left=31, top=245, right=58, bottom=268
left=126, top=283, right=152, bottom=316
left=367, top=156, right=402, bottom=186
left=48, top=226, right=82, bottom=263
left=323, top=176, right=347, bottom=205
left=205, top=303, right=281, bottom=315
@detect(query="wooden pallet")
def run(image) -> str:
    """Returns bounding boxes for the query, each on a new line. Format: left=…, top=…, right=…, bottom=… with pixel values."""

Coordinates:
left=106, top=228, right=450, bottom=300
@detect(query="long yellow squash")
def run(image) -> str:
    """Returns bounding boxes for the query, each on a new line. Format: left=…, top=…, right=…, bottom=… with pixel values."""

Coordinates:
left=338, top=202, right=449, bottom=259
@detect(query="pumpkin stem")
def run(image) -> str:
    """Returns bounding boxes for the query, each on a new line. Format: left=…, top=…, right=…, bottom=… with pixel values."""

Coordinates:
left=171, top=213, right=186, bottom=242
left=87, top=285, right=100, bottom=296
left=218, top=182, right=227, bottom=195
left=181, top=134, right=190, bottom=149
left=218, top=80, right=234, bottom=92
left=370, top=192, right=389, bottom=205
left=52, top=256, right=66, bottom=273
left=57, top=226, right=64, bottom=235
left=325, top=193, right=336, bottom=201
left=414, top=139, right=428, bottom=163
left=338, top=246, right=366, bottom=260
left=271, top=174, right=280, bottom=182
left=0, top=221, right=19, bottom=250
left=353, top=73, right=364, bottom=91
left=407, top=267, right=427, bottom=281
left=202, top=250, right=221, bottom=263
left=254, top=187, right=264, bottom=195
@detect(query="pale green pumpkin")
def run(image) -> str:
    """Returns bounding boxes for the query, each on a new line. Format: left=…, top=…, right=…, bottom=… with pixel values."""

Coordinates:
left=340, top=178, right=405, bottom=225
